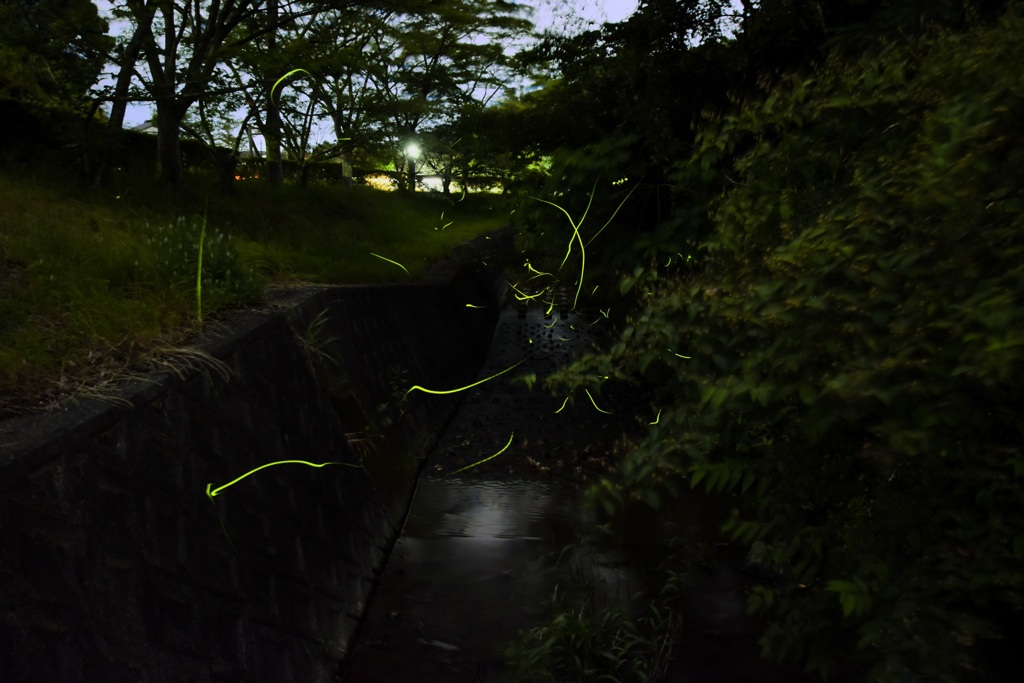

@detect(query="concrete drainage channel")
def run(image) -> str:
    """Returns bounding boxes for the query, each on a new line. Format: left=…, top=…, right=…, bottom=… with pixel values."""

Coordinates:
left=341, top=303, right=816, bottom=682
left=0, top=259, right=504, bottom=682
left=341, top=304, right=643, bottom=682
left=0, top=234, right=812, bottom=681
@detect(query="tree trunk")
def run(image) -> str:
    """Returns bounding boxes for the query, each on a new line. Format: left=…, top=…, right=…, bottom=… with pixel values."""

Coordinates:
left=93, top=20, right=151, bottom=185
left=155, top=103, right=185, bottom=185
left=406, top=158, right=416, bottom=192
left=265, top=0, right=283, bottom=186
left=266, top=102, right=284, bottom=185
left=341, top=150, right=354, bottom=187
left=210, top=148, right=237, bottom=194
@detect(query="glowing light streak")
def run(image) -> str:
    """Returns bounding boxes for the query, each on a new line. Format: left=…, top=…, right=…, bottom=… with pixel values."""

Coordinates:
left=534, top=180, right=641, bottom=313
left=532, top=188, right=592, bottom=311
left=508, top=281, right=543, bottom=302
left=370, top=252, right=410, bottom=275
left=650, top=409, right=662, bottom=425
left=585, top=182, right=640, bottom=247
left=448, top=431, right=515, bottom=476
left=271, top=68, right=312, bottom=105
left=195, top=205, right=207, bottom=324
left=206, top=459, right=359, bottom=502
left=555, top=396, right=571, bottom=413
left=585, top=389, right=613, bottom=415
left=404, top=359, right=526, bottom=399
left=525, top=261, right=552, bottom=279
left=465, top=303, right=488, bottom=309
left=543, top=319, right=558, bottom=329
left=436, top=211, right=453, bottom=231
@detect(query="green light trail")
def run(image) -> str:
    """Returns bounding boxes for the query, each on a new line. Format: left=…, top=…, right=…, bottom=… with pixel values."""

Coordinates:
left=271, top=68, right=312, bottom=104
left=206, top=459, right=360, bottom=502
left=533, top=195, right=589, bottom=311
left=195, top=205, right=206, bottom=325
left=371, top=252, right=410, bottom=275
left=404, top=359, right=526, bottom=399
left=509, top=281, right=544, bottom=302
left=525, top=261, right=552, bottom=279
left=585, top=389, right=613, bottom=415
left=448, top=431, right=515, bottom=476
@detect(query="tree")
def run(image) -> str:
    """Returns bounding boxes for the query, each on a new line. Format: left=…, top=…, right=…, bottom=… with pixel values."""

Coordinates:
left=0, top=0, right=112, bottom=108
left=91, top=2, right=157, bottom=185
left=551, top=8, right=1024, bottom=680
left=370, top=0, right=531, bottom=190
left=96, top=0, right=530, bottom=187
left=179, top=65, right=254, bottom=192
left=282, top=3, right=399, bottom=185
left=103, top=0, right=270, bottom=184
left=105, top=0, right=368, bottom=185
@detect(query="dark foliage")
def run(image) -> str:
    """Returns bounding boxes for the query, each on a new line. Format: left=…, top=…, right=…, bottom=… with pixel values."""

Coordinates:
left=549, top=5, right=1024, bottom=680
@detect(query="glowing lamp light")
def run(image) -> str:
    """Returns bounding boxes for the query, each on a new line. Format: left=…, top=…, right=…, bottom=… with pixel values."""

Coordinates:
left=405, top=142, right=422, bottom=159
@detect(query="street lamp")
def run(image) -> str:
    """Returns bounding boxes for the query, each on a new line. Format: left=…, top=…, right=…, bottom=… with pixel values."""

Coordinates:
left=404, top=142, right=421, bottom=191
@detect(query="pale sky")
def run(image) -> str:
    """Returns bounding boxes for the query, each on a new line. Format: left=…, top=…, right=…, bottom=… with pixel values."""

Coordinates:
left=601, top=0, right=641, bottom=23
left=530, top=0, right=639, bottom=33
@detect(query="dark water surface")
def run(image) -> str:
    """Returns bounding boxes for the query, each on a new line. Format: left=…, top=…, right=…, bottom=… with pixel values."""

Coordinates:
left=342, top=306, right=812, bottom=682
left=341, top=477, right=641, bottom=682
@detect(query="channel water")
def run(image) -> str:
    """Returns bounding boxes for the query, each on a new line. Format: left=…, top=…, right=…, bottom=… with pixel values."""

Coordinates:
left=341, top=304, right=811, bottom=682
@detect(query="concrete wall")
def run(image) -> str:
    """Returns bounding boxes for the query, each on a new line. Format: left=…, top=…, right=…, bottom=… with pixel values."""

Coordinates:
left=0, top=261, right=503, bottom=682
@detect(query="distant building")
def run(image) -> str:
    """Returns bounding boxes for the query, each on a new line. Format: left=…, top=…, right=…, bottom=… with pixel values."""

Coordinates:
left=128, top=119, right=158, bottom=135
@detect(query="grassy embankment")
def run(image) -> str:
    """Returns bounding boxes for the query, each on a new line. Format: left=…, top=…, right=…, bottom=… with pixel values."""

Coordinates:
left=0, top=169, right=509, bottom=417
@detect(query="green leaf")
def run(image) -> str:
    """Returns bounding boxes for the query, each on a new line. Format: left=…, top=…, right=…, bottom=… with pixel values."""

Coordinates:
left=643, top=489, right=662, bottom=510
left=826, top=578, right=872, bottom=617
left=638, top=351, right=656, bottom=373
left=690, top=468, right=708, bottom=489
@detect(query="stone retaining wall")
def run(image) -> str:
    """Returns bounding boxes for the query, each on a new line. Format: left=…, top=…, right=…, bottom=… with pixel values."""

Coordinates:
left=0, top=261, right=502, bottom=682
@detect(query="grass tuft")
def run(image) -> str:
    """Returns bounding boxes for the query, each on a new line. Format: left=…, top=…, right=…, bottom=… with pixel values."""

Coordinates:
left=0, top=169, right=507, bottom=416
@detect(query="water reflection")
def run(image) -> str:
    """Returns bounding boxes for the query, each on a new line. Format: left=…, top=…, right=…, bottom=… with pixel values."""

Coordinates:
left=342, top=477, right=639, bottom=682
left=404, top=478, right=588, bottom=540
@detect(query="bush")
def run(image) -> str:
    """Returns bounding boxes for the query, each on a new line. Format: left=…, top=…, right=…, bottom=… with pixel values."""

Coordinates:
left=556, top=13, right=1024, bottom=681
left=506, top=571, right=682, bottom=683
